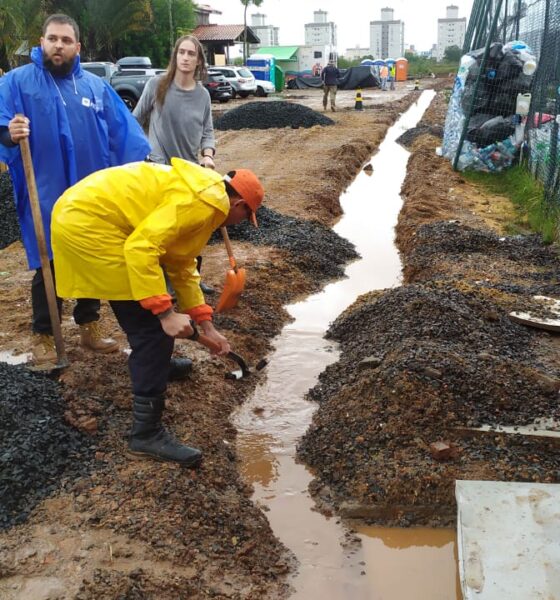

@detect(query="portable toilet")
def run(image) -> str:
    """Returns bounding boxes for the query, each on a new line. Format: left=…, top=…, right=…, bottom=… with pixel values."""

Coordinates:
left=274, top=65, right=285, bottom=91
left=247, top=54, right=275, bottom=88
left=396, top=57, right=409, bottom=81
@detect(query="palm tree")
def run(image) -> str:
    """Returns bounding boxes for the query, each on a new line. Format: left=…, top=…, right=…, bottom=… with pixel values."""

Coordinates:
left=240, top=0, right=263, bottom=64
left=80, top=0, right=153, bottom=61
left=0, top=0, right=25, bottom=69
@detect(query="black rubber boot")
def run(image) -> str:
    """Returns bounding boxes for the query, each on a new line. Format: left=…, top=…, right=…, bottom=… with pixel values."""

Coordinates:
left=128, top=395, right=202, bottom=467
left=168, top=357, right=193, bottom=381
left=199, top=281, right=216, bottom=295
left=196, top=256, right=215, bottom=295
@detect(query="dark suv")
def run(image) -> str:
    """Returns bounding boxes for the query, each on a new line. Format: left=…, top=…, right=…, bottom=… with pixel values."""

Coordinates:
left=204, top=70, right=233, bottom=103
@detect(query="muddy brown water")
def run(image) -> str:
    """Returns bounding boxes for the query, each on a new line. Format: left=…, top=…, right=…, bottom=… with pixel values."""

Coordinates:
left=234, top=91, right=462, bottom=599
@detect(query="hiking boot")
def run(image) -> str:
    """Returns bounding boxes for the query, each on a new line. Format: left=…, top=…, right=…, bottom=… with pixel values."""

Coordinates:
left=79, top=321, right=119, bottom=354
left=31, top=333, right=57, bottom=367
left=200, top=281, right=215, bottom=295
left=129, top=395, right=202, bottom=467
left=169, top=357, right=193, bottom=381
left=331, top=106, right=336, bottom=112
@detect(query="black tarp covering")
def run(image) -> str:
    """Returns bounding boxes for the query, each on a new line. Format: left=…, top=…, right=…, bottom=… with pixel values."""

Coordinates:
left=287, top=66, right=381, bottom=90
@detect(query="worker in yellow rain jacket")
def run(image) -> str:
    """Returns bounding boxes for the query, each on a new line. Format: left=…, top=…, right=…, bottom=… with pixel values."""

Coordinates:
left=52, top=158, right=264, bottom=466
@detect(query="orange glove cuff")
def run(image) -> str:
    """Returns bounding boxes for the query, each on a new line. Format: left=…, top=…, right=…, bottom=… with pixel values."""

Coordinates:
left=139, top=294, right=173, bottom=315
left=185, top=304, right=214, bottom=324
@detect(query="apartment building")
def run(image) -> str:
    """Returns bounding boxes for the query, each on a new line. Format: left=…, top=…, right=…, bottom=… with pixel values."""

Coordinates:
left=370, top=7, right=405, bottom=59
left=436, top=5, right=466, bottom=61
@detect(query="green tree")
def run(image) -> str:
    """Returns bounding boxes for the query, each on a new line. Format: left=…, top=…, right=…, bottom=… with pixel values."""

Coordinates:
left=118, top=0, right=196, bottom=67
left=240, top=0, right=263, bottom=64
left=443, top=45, right=462, bottom=62
left=0, top=0, right=23, bottom=70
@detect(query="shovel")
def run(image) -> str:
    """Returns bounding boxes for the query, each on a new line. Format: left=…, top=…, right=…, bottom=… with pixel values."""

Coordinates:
left=187, top=322, right=266, bottom=380
left=215, top=226, right=246, bottom=313
left=19, top=122, right=68, bottom=371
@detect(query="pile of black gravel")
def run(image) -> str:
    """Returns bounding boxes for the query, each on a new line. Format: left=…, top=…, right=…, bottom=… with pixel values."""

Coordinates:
left=211, top=206, right=358, bottom=280
left=0, top=363, right=96, bottom=529
left=215, top=101, right=334, bottom=130
left=297, top=281, right=560, bottom=523
left=396, top=124, right=443, bottom=148
left=0, top=171, right=20, bottom=249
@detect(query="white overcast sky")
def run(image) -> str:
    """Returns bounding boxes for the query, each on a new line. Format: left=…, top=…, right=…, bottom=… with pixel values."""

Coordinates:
left=204, top=0, right=474, bottom=53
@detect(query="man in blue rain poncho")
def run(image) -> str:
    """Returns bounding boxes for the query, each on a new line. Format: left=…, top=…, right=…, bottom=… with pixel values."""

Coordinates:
left=0, top=13, right=151, bottom=368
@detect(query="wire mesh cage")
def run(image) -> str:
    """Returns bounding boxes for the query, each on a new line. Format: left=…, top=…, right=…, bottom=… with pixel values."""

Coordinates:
left=443, top=0, right=560, bottom=204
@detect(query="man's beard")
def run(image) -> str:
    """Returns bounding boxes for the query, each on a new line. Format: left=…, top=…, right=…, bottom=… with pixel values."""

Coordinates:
left=43, top=55, right=75, bottom=77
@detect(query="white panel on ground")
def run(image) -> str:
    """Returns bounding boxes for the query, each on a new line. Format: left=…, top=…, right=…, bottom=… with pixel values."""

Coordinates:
left=456, top=480, right=560, bottom=600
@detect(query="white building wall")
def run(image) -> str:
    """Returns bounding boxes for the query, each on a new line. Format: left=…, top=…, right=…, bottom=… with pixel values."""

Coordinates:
left=344, top=47, right=371, bottom=60
left=436, top=17, right=466, bottom=60
left=370, top=20, right=404, bottom=59
left=298, top=45, right=334, bottom=72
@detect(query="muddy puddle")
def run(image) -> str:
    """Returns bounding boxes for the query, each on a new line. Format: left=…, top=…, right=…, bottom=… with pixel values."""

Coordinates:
left=235, top=91, right=461, bottom=599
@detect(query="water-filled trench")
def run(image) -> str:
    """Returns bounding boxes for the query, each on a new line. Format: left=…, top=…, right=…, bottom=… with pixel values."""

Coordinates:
left=234, top=90, right=461, bottom=599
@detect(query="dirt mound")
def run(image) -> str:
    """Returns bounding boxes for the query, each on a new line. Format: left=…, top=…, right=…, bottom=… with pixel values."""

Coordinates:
left=212, top=206, right=358, bottom=280
left=297, top=89, right=560, bottom=527
left=0, top=363, right=95, bottom=529
left=215, top=101, right=334, bottom=130
left=396, top=124, right=443, bottom=148
left=0, top=172, right=20, bottom=250
left=297, top=282, right=560, bottom=525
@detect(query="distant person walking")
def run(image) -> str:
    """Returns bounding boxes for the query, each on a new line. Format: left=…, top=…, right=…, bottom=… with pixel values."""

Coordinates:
left=380, top=64, right=389, bottom=91
left=321, top=60, right=340, bottom=112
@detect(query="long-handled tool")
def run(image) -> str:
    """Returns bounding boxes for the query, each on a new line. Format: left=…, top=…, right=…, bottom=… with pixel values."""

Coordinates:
left=19, top=120, right=68, bottom=371
left=215, top=226, right=246, bottom=312
left=187, top=323, right=266, bottom=380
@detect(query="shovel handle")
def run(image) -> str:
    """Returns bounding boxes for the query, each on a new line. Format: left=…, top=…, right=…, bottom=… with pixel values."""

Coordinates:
left=187, top=321, right=222, bottom=354
left=220, top=227, right=238, bottom=271
left=18, top=117, right=68, bottom=365
left=187, top=322, right=249, bottom=375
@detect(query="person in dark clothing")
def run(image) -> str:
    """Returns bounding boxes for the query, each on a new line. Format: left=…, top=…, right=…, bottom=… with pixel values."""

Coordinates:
left=321, top=60, right=340, bottom=112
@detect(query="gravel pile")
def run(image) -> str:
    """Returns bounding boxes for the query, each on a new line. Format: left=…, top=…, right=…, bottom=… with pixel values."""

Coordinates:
left=215, top=101, right=334, bottom=130
left=297, top=281, right=560, bottom=524
left=212, top=206, right=358, bottom=280
left=396, top=124, right=443, bottom=148
left=412, top=221, right=554, bottom=266
left=0, top=363, right=96, bottom=529
left=0, top=171, right=20, bottom=249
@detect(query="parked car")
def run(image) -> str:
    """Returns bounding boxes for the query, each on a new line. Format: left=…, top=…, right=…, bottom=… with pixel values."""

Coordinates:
left=82, top=59, right=165, bottom=110
left=204, top=70, right=233, bottom=103
left=254, top=78, right=275, bottom=97
left=208, top=66, right=257, bottom=98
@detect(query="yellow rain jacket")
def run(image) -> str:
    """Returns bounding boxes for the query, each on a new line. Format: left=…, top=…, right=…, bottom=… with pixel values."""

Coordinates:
left=51, top=158, right=229, bottom=312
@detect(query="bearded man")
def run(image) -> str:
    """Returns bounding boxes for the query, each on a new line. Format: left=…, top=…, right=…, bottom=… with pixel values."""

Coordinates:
left=0, top=14, right=150, bottom=367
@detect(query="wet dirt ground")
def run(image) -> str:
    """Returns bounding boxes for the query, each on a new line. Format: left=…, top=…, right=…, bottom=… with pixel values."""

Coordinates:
left=2, top=79, right=558, bottom=598
left=0, top=83, right=416, bottom=599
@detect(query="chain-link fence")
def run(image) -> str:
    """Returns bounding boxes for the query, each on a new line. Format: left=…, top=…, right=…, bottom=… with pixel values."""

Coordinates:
left=442, top=0, right=560, bottom=204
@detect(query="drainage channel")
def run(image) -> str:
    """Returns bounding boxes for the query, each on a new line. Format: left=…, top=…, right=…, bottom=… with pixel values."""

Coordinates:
left=234, top=90, right=460, bottom=599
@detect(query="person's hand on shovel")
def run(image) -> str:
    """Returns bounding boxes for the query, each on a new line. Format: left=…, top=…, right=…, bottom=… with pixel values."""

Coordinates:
left=159, top=311, right=194, bottom=339
left=8, top=115, right=30, bottom=143
left=198, top=321, right=231, bottom=356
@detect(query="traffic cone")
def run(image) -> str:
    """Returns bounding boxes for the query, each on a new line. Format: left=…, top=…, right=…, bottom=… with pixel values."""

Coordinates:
left=355, top=88, right=363, bottom=110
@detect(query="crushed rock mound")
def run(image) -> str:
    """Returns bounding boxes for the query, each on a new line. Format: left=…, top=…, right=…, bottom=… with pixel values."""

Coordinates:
left=0, top=363, right=95, bottom=529
left=0, top=171, right=20, bottom=250
left=297, top=281, right=560, bottom=525
left=212, top=206, right=358, bottom=280
left=396, top=124, right=443, bottom=148
left=215, top=101, right=334, bottom=130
